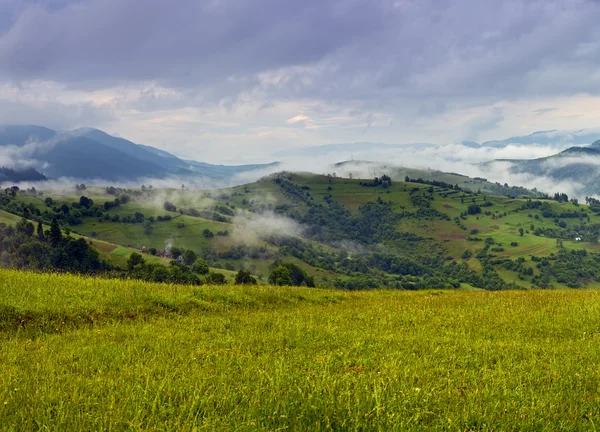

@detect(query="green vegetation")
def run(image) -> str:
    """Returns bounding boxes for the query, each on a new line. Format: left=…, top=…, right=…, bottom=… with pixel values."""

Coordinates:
left=4, top=171, right=600, bottom=289
left=2, top=269, right=600, bottom=429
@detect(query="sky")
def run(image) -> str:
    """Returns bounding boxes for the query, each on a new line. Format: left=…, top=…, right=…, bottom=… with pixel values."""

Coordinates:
left=1, top=0, right=600, bottom=164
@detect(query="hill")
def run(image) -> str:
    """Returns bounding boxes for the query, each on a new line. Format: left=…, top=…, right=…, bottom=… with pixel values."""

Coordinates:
left=0, top=125, right=276, bottom=181
left=487, top=140, right=600, bottom=195
left=0, top=166, right=47, bottom=183
left=3, top=171, right=600, bottom=290
left=333, top=160, right=545, bottom=198
left=2, top=268, right=600, bottom=429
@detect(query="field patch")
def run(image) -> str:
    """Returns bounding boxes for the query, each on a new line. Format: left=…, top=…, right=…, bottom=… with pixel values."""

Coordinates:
left=438, top=233, right=467, bottom=239
left=110, top=246, right=130, bottom=257
left=91, top=241, right=117, bottom=253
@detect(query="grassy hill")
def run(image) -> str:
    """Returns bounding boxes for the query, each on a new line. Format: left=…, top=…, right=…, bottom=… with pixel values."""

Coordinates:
left=3, top=171, right=600, bottom=289
left=2, top=269, right=600, bottom=429
left=0, top=208, right=238, bottom=282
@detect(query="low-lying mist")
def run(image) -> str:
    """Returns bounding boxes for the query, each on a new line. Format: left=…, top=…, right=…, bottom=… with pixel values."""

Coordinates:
left=2, top=139, right=599, bottom=199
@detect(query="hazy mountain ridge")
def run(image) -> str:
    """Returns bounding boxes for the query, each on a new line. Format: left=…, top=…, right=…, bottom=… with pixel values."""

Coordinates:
left=276, top=129, right=600, bottom=158
left=486, top=138, right=600, bottom=195
left=0, top=125, right=276, bottom=181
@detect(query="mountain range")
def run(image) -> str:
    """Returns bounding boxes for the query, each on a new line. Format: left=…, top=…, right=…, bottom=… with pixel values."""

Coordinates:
left=0, top=125, right=277, bottom=182
left=276, top=129, right=600, bottom=158
left=484, top=139, right=600, bottom=195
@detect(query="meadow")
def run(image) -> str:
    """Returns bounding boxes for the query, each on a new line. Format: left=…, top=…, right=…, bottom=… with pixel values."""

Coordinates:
left=2, top=269, right=600, bottom=430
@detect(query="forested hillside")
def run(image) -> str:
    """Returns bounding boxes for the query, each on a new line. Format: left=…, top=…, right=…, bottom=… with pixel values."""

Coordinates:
left=2, top=172, right=600, bottom=290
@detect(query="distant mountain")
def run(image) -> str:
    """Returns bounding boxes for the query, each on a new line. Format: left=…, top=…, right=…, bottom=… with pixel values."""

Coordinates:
left=0, top=125, right=56, bottom=146
left=276, top=130, right=600, bottom=160
left=0, top=125, right=276, bottom=181
left=486, top=139, right=600, bottom=195
left=476, top=129, right=600, bottom=149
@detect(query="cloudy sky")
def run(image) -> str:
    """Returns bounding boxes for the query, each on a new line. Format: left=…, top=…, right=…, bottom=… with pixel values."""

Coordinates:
left=1, top=0, right=600, bottom=163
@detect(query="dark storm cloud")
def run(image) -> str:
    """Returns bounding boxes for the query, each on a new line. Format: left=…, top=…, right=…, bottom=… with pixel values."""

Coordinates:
left=0, top=0, right=598, bottom=106
left=0, top=0, right=385, bottom=86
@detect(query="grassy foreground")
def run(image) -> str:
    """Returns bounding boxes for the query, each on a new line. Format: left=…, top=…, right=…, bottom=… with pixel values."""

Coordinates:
left=2, top=271, right=600, bottom=430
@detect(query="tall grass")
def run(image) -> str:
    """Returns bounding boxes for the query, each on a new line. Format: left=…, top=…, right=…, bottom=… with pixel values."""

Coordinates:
left=2, top=269, right=600, bottom=430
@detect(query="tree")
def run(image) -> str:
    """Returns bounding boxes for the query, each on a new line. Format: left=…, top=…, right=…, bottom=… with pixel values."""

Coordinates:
left=44, top=197, right=53, bottom=207
left=467, top=204, right=481, bottom=215
left=143, top=221, right=154, bottom=235
left=183, top=249, right=197, bottom=266
left=203, top=229, right=214, bottom=238
left=163, top=201, right=176, bottom=212
left=380, top=174, right=392, bottom=188
left=271, top=261, right=315, bottom=287
left=50, top=218, right=62, bottom=246
left=37, top=221, right=45, bottom=241
left=170, top=247, right=183, bottom=259
left=235, top=269, right=257, bottom=285
left=79, top=196, right=93, bottom=208
left=127, top=252, right=145, bottom=270
left=269, top=265, right=293, bottom=286
left=17, top=218, right=34, bottom=237
left=191, top=258, right=210, bottom=275
left=519, top=228, right=524, bottom=237
left=206, top=272, right=226, bottom=285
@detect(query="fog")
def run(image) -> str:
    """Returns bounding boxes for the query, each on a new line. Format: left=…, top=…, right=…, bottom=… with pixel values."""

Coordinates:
left=1, top=137, right=598, bottom=200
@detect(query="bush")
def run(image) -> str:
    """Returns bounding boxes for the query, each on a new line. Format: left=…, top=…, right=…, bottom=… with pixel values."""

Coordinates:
left=206, top=272, right=226, bottom=285
left=235, top=270, right=257, bottom=285
left=191, top=258, right=209, bottom=275
left=269, top=265, right=293, bottom=286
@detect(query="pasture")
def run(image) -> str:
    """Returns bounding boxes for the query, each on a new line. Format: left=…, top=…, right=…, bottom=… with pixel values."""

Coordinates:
left=1, top=269, right=600, bottom=430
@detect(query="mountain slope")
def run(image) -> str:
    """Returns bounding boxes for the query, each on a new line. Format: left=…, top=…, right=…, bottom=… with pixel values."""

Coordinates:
left=0, top=125, right=275, bottom=181
left=0, top=166, right=47, bottom=183
left=74, top=128, right=195, bottom=175
left=479, top=129, right=600, bottom=148
left=38, top=136, right=165, bottom=180
left=0, top=125, right=56, bottom=146
left=488, top=141, right=600, bottom=194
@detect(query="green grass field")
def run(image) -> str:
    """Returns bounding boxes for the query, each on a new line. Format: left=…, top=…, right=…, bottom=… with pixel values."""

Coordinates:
left=2, top=269, right=600, bottom=430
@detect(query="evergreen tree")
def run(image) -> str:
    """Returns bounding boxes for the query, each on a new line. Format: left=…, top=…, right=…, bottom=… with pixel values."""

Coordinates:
left=50, top=218, right=62, bottom=246
left=37, top=221, right=45, bottom=241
